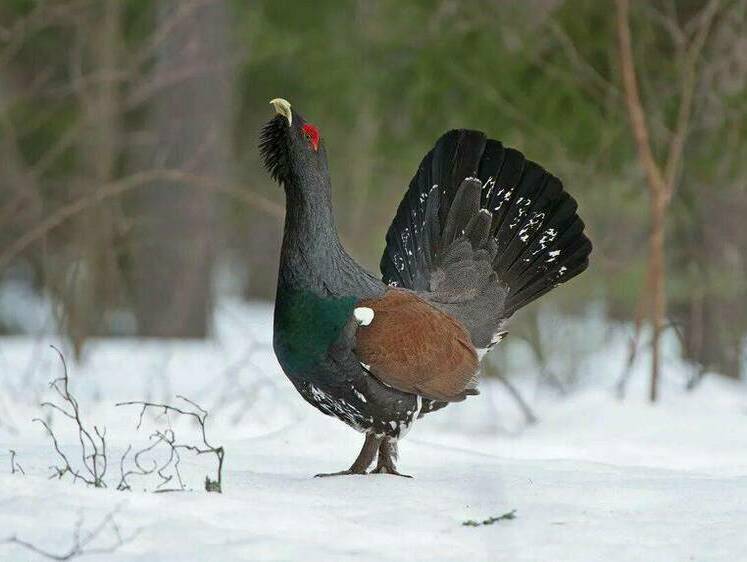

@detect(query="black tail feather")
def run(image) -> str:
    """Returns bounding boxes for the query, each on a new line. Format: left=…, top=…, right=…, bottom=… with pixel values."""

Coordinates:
left=380, top=129, right=591, bottom=319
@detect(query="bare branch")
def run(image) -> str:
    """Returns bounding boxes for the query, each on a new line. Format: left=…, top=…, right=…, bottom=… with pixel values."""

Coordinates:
left=481, top=359, right=537, bottom=425
left=496, top=373, right=537, bottom=426
left=36, top=346, right=107, bottom=487
left=8, top=450, right=24, bottom=475
left=0, top=1, right=94, bottom=70
left=663, top=0, right=721, bottom=200
left=2, top=504, right=138, bottom=561
left=616, top=0, right=722, bottom=402
left=615, top=0, right=667, bottom=196
left=545, top=20, right=619, bottom=99
left=116, top=396, right=224, bottom=493
left=0, top=169, right=283, bottom=272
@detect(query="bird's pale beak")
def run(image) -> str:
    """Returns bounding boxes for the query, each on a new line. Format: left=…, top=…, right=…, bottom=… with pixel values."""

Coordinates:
left=270, top=98, right=292, bottom=126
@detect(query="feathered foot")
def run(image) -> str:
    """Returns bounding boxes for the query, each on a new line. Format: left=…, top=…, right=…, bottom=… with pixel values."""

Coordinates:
left=370, top=438, right=412, bottom=478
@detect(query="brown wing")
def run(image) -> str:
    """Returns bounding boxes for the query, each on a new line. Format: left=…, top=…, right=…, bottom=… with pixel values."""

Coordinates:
left=355, top=289, right=478, bottom=402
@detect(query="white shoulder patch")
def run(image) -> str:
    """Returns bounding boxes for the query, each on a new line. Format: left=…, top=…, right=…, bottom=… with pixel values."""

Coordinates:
left=353, top=307, right=375, bottom=326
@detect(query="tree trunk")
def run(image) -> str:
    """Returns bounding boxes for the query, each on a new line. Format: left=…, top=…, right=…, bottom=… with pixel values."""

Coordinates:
left=133, top=0, right=230, bottom=337
left=66, top=0, right=123, bottom=353
left=648, top=192, right=667, bottom=402
left=670, top=173, right=746, bottom=382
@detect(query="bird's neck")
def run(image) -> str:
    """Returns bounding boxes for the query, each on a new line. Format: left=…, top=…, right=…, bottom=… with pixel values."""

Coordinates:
left=274, top=179, right=359, bottom=374
left=278, top=177, right=346, bottom=294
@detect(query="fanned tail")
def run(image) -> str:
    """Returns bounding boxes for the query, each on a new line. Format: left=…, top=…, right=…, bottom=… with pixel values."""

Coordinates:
left=380, top=129, right=591, bottom=325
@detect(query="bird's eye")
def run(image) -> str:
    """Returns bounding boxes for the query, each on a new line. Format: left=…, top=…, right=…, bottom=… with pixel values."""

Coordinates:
left=302, top=124, right=320, bottom=152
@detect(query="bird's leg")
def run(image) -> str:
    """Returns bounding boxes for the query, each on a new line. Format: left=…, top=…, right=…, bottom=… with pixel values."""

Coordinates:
left=371, top=438, right=412, bottom=478
left=314, top=433, right=382, bottom=477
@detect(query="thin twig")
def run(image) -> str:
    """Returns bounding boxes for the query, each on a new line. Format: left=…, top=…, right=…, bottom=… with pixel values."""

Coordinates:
left=495, top=374, right=538, bottom=426
left=2, top=504, right=138, bottom=560
left=116, top=396, right=224, bottom=493
left=35, top=346, right=107, bottom=487
left=9, top=450, right=24, bottom=475
left=0, top=169, right=283, bottom=272
left=663, top=0, right=721, bottom=201
left=616, top=0, right=666, bottom=196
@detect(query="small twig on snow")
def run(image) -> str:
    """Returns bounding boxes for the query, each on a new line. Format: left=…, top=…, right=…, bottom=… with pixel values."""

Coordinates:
left=1, top=504, right=138, bottom=560
left=35, top=346, right=107, bottom=487
left=462, top=509, right=517, bottom=527
left=9, top=450, right=24, bottom=475
left=116, top=395, right=224, bottom=493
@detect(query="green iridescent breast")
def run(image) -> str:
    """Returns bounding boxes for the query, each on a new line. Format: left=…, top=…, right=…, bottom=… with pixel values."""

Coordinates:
left=273, top=288, right=357, bottom=374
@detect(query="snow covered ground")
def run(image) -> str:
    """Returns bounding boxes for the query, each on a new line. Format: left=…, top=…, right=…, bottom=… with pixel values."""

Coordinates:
left=0, top=300, right=746, bottom=561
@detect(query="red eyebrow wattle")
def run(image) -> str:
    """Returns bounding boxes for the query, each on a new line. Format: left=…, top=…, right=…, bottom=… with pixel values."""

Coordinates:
left=302, top=124, right=320, bottom=151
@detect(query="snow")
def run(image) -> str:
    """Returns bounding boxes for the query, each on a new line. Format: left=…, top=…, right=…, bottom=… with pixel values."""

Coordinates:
left=1, top=300, right=746, bottom=561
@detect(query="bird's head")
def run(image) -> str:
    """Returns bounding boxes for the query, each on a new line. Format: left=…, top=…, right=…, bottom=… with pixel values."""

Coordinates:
left=259, top=98, right=328, bottom=190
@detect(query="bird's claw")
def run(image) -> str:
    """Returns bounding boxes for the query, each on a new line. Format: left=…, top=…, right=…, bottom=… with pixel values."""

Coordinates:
left=314, top=469, right=367, bottom=478
left=369, top=465, right=413, bottom=478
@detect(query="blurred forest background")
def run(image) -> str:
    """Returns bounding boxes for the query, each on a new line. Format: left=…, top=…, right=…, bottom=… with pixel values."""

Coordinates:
left=0, top=0, right=745, bottom=396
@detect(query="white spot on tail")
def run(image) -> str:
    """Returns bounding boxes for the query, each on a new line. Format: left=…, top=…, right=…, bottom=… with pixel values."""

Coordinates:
left=477, top=331, right=508, bottom=361
left=354, top=307, right=374, bottom=326
left=547, top=249, right=561, bottom=263
left=491, top=331, right=508, bottom=345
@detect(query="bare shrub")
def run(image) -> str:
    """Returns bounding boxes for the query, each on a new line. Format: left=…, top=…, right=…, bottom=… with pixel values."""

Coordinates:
left=35, top=346, right=107, bottom=487
left=33, top=346, right=225, bottom=493
left=116, top=396, right=224, bottom=493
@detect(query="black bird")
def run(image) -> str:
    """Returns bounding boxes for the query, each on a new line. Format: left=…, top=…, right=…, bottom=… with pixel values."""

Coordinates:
left=260, top=98, right=591, bottom=477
